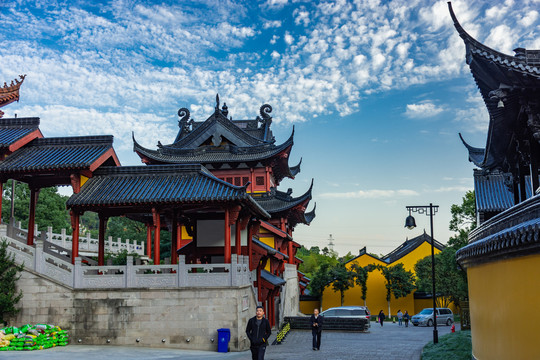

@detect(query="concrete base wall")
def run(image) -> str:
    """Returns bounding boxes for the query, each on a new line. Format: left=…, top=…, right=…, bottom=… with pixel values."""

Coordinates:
left=11, top=269, right=257, bottom=351
left=280, top=264, right=300, bottom=322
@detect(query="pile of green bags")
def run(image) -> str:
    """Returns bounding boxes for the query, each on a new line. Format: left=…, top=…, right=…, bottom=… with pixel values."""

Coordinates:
left=0, top=324, right=68, bottom=351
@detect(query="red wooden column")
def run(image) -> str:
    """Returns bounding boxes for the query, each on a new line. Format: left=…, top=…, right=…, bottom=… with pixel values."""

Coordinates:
left=171, top=211, right=178, bottom=265
left=288, top=240, right=294, bottom=264
left=98, top=215, right=108, bottom=266
left=70, top=210, right=80, bottom=264
left=0, top=182, right=3, bottom=224
left=27, top=188, right=40, bottom=246
left=224, top=208, right=231, bottom=263
left=146, top=224, right=153, bottom=258
left=152, top=208, right=161, bottom=265
left=176, top=223, right=182, bottom=251
left=235, top=219, right=242, bottom=256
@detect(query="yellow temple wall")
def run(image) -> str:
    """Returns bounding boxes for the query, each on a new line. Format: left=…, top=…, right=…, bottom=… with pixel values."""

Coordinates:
left=467, top=254, right=540, bottom=360
left=321, top=241, right=442, bottom=317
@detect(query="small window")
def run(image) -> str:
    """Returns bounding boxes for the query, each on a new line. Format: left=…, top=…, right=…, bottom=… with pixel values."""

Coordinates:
left=256, top=176, right=264, bottom=186
left=336, top=309, right=350, bottom=316
left=323, top=310, right=336, bottom=316
left=351, top=309, right=366, bottom=316
left=234, top=177, right=241, bottom=186
left=226, top=177, right=233, bottom=184
left=242, top=177, right=249, bottom=185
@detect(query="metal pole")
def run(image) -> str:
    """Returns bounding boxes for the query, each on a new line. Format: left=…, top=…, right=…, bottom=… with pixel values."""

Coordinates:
left=429, top=203, right=438, bottom=344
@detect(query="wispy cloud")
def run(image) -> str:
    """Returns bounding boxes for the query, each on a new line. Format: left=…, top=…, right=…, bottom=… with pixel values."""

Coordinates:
left=405, top=102, right=445, bottom=118
left=320, top=189, right=419, bottom=199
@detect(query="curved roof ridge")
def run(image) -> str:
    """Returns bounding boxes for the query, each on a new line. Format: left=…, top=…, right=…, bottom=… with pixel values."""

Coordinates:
left=448, top=2, right=517, bottom=64
left=459, top=133, right=485, bottom=166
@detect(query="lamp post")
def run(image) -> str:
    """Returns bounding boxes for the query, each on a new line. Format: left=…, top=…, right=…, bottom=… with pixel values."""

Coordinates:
left=405, top=203, right=439, bottom=344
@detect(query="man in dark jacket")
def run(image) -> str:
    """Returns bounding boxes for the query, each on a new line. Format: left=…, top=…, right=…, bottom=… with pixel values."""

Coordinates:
left=310, top=308, right=323, bottom=350
left=246, top=305, right=272, bottom=360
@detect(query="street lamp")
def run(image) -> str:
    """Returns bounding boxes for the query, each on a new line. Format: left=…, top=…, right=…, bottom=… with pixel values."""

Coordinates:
left=405, top=203, right=439, bottom=344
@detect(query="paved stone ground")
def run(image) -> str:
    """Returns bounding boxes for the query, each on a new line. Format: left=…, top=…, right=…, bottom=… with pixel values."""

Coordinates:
left=263, top=321, right=460, bottom=360
left=0, top=321, right=460, bottom=360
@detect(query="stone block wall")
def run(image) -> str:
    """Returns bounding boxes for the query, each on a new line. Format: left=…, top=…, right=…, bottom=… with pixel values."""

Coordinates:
left=11, top=269, right=257, bottom=351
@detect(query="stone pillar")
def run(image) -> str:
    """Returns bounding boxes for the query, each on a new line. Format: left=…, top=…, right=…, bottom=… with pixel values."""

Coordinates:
left=34, top=239, right=44, bottom=273
left=178, top=255, right=187, bottom=287
left=74, top=257, right=82, bottom=288
left=126, top=255, right=133, bottom=287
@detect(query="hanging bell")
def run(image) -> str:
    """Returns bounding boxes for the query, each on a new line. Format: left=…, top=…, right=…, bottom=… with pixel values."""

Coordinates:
left=405, top=215, right=417, bottom=230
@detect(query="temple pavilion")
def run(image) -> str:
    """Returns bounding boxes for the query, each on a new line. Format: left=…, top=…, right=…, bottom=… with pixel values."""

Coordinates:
left=450, top=2, right=540, bottom=359
left=0, top=75, right=314, bottom=328
left=132, top=95, right=316, bottom=326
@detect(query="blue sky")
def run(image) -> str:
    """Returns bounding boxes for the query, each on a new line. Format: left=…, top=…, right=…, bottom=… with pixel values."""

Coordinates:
left=1, top=0, right=539, bottom=256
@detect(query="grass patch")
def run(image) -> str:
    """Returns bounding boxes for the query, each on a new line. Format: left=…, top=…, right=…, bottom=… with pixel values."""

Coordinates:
left=422, top=330, right=471, bottom=360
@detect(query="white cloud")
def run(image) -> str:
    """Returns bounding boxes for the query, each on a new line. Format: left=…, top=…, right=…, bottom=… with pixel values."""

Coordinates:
left=320, top=189, right=419, bottom=199
left=432, top=186, right=473, bottom=193
left=284, top=33, right=294, bottom=45
left=263, top=20, right=282, bottom=29
left=519, top=10, right=539, bottom=27
left=405, top=102, right=444, bottom=118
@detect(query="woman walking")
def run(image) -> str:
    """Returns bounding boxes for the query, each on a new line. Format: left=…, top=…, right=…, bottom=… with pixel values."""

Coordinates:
left=378, top=310, right=385, bottom=327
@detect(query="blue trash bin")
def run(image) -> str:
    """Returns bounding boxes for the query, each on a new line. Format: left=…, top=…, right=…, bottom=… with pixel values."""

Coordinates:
left=217, top=328, right=230, bottom=353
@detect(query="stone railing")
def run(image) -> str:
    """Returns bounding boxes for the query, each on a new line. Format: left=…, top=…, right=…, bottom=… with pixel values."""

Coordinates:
left=6, top=220, right=145, bottom=256
left=4, top=233, right=251, bottom=289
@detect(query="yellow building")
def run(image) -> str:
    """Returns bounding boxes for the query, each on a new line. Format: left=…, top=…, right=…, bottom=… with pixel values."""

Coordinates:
left=321, top=232, right=444, bottom=317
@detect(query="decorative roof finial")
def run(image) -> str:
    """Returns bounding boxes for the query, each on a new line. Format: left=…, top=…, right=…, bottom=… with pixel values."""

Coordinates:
left=221, top=102, right=228, bottom=117
left=215, top=94, right=220, bottom=110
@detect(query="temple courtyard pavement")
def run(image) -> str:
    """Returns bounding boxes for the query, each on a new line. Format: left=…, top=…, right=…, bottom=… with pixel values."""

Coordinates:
left=2, top=321, right=460, bottom=360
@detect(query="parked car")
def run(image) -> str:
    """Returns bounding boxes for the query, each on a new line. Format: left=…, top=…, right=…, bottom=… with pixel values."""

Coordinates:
left=411, top=308, right=454, bottom=327
left=320, top=306, right=371, bottom=328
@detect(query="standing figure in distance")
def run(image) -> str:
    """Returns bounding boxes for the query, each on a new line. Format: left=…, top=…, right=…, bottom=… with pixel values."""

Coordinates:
left=310, top=308, right=323, bottom=351
left=397, top=309, right=403, bottom=326
left=246, top=305, right=272, bottom=360
left=378, top=310, right=386, bottom=327
left=403, top=310, right=410, bottom=328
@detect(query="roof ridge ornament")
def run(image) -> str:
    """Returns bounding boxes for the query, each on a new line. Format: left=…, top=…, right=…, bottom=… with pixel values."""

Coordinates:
left=178, top=107, right=193, bottom=133
left=259, top=104, right=273, bottom=127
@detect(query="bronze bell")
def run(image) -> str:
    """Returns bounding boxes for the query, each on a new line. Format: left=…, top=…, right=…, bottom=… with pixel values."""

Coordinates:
left=405, top=215, right=416, bottom=229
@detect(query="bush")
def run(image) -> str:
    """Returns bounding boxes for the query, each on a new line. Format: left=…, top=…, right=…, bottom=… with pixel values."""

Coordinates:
left=422, top=330, right=472, bottom=360
left=0, top=239, right=24, bottom=325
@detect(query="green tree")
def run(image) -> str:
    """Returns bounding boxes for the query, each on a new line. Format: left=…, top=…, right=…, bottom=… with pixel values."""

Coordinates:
left=2, top=181, right=72, bottom=232
left=449, top=190, right=476, bottom=232
left=378, top=263, right=416, bottom=317
left=350, top=263, right=375, bottom=306
left=330, top=262, right=355, bottom=306
left=308, top=263, right=332, bottom=299
left=0, top=239, right=24, bottom=325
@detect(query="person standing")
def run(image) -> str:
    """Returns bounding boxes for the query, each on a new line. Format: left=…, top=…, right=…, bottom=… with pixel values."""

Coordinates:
left=310, top=308, right=323, bottom=351
left=397, top=310, right=403, bottom=326
left=246, top=305, right=272, bottom=360
left=403, top=310, right=410, bottom=328
left=378, top=310, right=385, bottom=327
